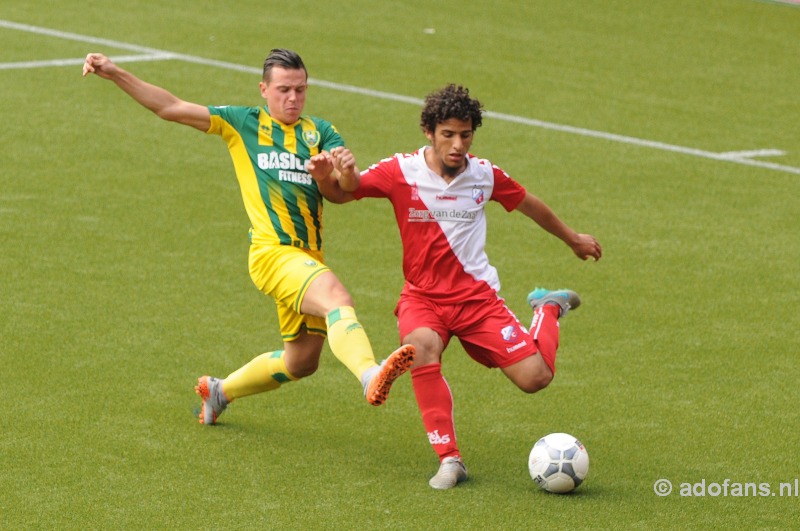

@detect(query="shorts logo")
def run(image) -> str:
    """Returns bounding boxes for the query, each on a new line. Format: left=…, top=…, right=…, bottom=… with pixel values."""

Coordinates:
left=304, top=260, right=317, bottom=267
left=506, top=339, right=528, bottom=354
left=500, top=325, right=518, bottom=342
left=472, top=186, right=485, bottom=205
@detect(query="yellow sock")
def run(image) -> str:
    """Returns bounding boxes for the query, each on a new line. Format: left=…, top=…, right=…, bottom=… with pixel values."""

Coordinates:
left=221, top=350, right=298, bottom=400
left=326, top=306, right=378, bottom=381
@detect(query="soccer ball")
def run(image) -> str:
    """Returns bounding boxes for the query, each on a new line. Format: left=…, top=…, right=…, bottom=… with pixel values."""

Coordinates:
left=528, top=432, right=589, bottom=493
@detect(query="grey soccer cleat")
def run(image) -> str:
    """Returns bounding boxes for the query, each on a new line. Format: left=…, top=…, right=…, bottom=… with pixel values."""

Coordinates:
left=527, top=288, right=581, bottom=317
left=429, top=457, right=468, bottom=490
left=195, top=376, right=229, bottom=425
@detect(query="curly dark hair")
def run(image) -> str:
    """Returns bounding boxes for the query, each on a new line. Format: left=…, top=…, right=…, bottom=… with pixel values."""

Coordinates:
left=262, top=48, right=306, bottom=82
left=420, top=84, right=484, bottom=133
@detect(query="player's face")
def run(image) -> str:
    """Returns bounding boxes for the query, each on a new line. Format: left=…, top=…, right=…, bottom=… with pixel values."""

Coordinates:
left=424, top=118, right=474, bottom=178
left=259, top=66, right=308, bottom=124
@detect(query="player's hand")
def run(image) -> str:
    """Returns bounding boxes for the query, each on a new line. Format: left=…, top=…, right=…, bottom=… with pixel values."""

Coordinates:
left=330, top=147, right=361, bottom=192
left=82, top=52, right=116, bottom=78
left=330, top=147, right=357, bottom=179
left=307, top=151, right=335, bottom=181
left=571, top=233, right=602, bottom=261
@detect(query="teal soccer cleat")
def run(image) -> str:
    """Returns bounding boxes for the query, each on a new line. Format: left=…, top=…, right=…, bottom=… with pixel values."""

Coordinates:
left=527, top=288, right=581, bottom=317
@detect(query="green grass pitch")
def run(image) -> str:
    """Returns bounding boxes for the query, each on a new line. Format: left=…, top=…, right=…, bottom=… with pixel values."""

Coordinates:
left=2, top=1, right=799, bottom=528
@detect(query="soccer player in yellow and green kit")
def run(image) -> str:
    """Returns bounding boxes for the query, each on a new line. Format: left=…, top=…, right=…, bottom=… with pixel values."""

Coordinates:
left=82, top=49, right=414, bottom=425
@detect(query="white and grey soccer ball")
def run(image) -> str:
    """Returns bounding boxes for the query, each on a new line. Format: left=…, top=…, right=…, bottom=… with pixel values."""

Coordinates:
left=528, top=432, right=589, bottom=493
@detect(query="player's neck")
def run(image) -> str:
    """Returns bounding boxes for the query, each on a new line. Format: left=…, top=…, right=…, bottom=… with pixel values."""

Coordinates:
left=424, top=148, right=466, bottom=183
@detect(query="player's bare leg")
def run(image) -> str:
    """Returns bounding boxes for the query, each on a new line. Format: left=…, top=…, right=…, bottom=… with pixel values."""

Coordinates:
left=502, top=355, right=554, bottom=393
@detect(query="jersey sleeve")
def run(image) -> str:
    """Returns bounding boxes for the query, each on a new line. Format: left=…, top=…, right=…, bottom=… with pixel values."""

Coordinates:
left=352, top=155, right=401, bottom=199
left=315, top=118, right=346, bottom=151
left=490, top=164, right=527, bottom=211
left=206, top=105, right=249, bottom=135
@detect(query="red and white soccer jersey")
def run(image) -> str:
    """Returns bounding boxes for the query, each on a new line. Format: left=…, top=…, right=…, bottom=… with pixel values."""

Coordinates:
left=353, top=147, right=527, bottom=304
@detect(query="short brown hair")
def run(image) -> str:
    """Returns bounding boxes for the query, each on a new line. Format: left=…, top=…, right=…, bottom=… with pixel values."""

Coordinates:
left=262, top=48, right=307, bottom=82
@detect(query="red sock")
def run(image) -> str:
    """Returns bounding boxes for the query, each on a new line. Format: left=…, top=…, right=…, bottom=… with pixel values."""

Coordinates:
left=530, top=304, right=561, bottom=374
left=411, top=363, right=460, bottom=461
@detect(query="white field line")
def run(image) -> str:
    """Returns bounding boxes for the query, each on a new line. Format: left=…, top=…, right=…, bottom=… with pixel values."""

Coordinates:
left=0, top=53, right=176, bottom=70
left=2, top=18, right=798, bottom=176
left=717, top=149, right=786, bottom=159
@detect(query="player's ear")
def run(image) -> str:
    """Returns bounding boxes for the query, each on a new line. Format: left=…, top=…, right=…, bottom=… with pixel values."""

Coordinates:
left=424, top=128, right=434, bottom=144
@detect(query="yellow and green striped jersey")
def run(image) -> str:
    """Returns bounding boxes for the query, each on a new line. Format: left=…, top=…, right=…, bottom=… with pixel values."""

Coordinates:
left=207, top=105, right=344, bottom=251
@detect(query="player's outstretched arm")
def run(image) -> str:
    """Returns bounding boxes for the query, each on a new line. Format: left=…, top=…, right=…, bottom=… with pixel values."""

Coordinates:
left=516, top=192, right=602, bottom=261
left=82, top=53, right=211, bottom=132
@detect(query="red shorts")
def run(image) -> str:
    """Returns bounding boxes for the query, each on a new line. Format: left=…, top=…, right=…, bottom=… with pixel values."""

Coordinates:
left=395, top=291, right=537, bottom=369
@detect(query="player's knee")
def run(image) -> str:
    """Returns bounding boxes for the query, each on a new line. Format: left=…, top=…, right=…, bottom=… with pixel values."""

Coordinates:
left=403, top=329, right=444, bottom=367
left=505, top=355, right=554, bottom=393
left=319, top=275, right=354, bottom=308
left=304, top=273, right=355, bottom=315
left=517, top=370, right=553, bottom=394
left=289, top=359, right=319, bottom=379
left=284, top=353, right=320, bottom=379
left=412, top=343, right=443, bottom=367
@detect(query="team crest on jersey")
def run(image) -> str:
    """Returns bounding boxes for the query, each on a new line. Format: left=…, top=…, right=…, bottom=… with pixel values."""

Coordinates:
left=301, top=130, right=321, bottom=148
left=500, top=325, right=518, bottom=342
left=472, top=186, right=485, bottom=205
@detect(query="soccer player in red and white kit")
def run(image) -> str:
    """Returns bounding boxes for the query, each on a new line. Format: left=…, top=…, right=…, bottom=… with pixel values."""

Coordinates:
left=308, top=84, right=602, bottom=489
